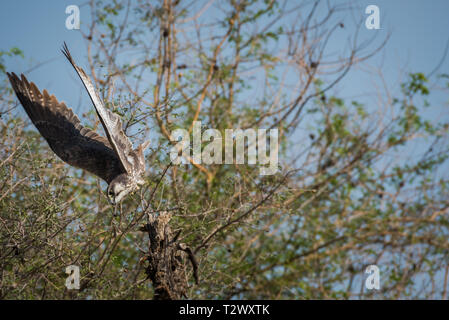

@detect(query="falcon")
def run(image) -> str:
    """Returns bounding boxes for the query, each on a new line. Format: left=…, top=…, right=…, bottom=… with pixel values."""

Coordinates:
left=7, top=43, right=149, bottom=205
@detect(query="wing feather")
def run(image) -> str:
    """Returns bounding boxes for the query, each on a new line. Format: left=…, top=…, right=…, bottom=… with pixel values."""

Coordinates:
left=61, top=42, right=135, bottom=174
left=7, top=72, right=125, bottom=184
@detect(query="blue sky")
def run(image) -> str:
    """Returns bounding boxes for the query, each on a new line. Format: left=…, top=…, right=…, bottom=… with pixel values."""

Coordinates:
left=1, top=0, right=448, bottom=104
left=1, top=0, right=448, bottom=180
left=0, top=0, right=448, bottom=159
left=342, top=0, right=449, bottom=109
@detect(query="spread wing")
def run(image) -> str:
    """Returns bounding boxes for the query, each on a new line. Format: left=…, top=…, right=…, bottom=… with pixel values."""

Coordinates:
left=7, top=72, right=125, bottom=184
left=61, top=42, right=135, bottom=175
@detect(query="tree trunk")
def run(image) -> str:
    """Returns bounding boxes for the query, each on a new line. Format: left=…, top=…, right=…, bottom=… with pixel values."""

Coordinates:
left=140, top=211, right=190, bottom=300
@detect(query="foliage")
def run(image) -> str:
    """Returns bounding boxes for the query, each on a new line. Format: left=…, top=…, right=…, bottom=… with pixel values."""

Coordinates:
left=0, top=0, right=448, bottom=299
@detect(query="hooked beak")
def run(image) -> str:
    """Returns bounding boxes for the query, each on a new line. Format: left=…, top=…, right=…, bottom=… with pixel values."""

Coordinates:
left=107, top=192, right=116, bottom=205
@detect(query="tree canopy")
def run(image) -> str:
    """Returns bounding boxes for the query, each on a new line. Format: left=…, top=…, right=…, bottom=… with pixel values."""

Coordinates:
left=0, top=0, right=448, bottom=299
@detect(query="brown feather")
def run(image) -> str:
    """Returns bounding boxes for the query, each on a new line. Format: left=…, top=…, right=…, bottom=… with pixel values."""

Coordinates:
left=7, top=72, right=125, bottom=184
left=61, top=42, right=136, bottom=175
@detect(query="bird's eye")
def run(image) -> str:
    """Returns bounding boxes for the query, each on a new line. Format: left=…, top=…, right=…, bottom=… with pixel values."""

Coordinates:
left=108, top=189, right=114, bottom=196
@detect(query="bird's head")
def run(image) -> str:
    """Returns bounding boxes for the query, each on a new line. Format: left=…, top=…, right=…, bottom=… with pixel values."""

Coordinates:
left=107, top=174, right=138, bottom=205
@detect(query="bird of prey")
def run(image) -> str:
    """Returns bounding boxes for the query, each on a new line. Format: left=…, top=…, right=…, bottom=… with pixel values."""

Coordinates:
left=7, top=43, right=149, bottom=204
